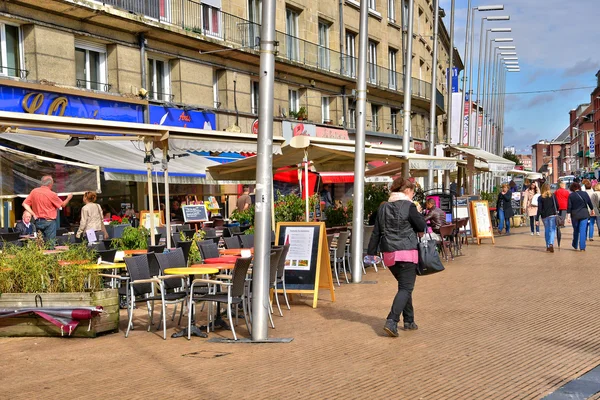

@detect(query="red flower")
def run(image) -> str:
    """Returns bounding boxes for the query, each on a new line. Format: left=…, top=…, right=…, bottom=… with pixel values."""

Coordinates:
left=111, top=215, right=122, bottom=223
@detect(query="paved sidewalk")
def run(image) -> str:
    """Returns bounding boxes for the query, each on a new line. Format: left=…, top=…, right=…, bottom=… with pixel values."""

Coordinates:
left=2, top=226, right=600, bottom=399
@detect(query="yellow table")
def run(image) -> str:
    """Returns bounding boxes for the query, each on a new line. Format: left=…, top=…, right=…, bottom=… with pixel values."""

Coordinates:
left=81, top=262, right=127, bottom=270
left=164, top=267, right=219, bottom=275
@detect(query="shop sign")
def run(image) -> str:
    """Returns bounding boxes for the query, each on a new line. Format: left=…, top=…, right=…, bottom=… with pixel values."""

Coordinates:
left=149, top=105, right=216, bottom=129
left=251, top=119, right=259, bottom=134
left=413, top=141, right=424, bottom=152
left=315, top=126, right=349, bottom=140
left=0, top=84, right=143, bottom=122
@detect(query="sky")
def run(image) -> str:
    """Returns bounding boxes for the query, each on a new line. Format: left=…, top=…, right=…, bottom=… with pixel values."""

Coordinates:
left=440, top=0, right=600, bottom=154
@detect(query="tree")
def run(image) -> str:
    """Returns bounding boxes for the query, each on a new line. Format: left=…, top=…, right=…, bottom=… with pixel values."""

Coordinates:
left=502, top=151, right=522, bottom=165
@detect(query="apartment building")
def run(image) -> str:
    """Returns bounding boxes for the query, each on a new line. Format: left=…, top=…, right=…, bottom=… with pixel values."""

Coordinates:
left=0, top=0, right=457, bottom=153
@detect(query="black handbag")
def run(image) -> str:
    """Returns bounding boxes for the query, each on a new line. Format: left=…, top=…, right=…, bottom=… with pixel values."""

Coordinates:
left=417, top=232, right=445, bottom=276
left=553, top=197, right=565, bottom=227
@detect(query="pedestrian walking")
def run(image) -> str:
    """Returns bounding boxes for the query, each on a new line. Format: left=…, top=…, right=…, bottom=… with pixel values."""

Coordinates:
left=76, top=191, right=108, bottom=240
left=496, top=184, right=514, bottom=235
left=367, top=177, right=427, bottom=338
left=536, top=184, right=558, bottom=253
left=567, top=182, right=594, bottom=251
left=554, top=181, right=569, bottom=219
left=22, top=175, right=73, bottom=247
left=581, top=179, right=596, bottom=240
left=522, top=183, right=540, bottom=235
left=591, top=183, right=600, bottom=236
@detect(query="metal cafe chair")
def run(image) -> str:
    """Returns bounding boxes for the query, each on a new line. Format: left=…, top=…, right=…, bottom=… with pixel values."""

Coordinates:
left=224, top=236, right=241, bottom=249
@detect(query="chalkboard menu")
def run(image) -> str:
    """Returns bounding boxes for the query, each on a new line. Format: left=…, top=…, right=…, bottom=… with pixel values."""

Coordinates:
left=511, top=192, right=522, bottom=215
left=182, top=204, right=208, bottom=222
left=275, top=222, right=335, bottom=308
left=469, top=200, right=495, bottom=245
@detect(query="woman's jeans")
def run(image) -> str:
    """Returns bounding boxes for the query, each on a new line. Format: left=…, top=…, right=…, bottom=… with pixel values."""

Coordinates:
left=530, top=216, right=540, bottom=233
left=387, top=262, right=417, bottom=323
left=572, top=218, right=589, bottom=250
left=497, top=209, right=511, bottom=233
left=588, top=216, right=597, bottom=239
left=542, top=216, right=556, bottom=247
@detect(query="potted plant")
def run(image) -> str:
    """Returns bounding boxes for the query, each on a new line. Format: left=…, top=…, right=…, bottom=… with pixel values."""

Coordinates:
left=112, top=226, right=149, bottom=250
left=297, top=107, right=308, bottom=121
left=178, top=230, right=205, bottom=265
left=288, top=110, right=298, bottom=119
left=105, top=216, right=131, bottom=239
left=0, top=242, right=119, bottom=338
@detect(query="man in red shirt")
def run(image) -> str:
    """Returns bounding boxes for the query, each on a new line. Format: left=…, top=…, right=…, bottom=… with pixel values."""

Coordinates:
left=23, top=176, right=73, bottom=246
left=554, top=181, right=570, bottom=219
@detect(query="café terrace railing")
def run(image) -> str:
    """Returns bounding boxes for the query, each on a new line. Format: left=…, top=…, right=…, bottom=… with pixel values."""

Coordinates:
left=102, top=0, right=444, bottom=111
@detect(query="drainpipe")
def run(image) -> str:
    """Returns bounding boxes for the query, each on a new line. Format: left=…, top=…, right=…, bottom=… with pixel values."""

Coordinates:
left=139, top=33, right=148, bottom=124
left=340, top=0, right=347, bottom=129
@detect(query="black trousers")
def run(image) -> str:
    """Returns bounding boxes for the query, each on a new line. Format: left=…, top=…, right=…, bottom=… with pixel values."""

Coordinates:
left=387, top=262, right=417, bottom=323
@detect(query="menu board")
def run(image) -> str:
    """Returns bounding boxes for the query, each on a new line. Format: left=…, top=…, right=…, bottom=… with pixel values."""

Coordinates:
left=140, top=210, right=164, bottom=229
left=469, top=200, right=495, bottom=245
left=182, top=204, right=208, bottom=222
left=275, top=222, right=335, bottom=308
left=511, top=192, right=522, bottom=215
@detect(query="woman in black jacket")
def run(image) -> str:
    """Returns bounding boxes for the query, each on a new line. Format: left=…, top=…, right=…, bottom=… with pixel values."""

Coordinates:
left=536, top=183, right=558, bottom=252
left=496, top=183, right=514, bottom=235
left=567, top=182, right=594, bottom=251
left=368, top=177, right=427, bottom=338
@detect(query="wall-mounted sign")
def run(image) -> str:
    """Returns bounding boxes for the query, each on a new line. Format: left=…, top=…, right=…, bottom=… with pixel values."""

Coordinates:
left=315, top=126, right=349, bottom=140
left=447, top=67, right=459, bottom=93
left=251, top=119, right=259, bottom=134
left=0, top=84, right=143, bottom=122
left=282, top=121, right=348, bottom=143
left=149, top=105, right=216, bottom=130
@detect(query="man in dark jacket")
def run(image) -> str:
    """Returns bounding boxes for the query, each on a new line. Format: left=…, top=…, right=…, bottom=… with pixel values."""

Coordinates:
left=423, top=199, right=446, bottom=234
left=15, top=211, right=36, bottom=236
left=496, top=184, right=514, bottom=235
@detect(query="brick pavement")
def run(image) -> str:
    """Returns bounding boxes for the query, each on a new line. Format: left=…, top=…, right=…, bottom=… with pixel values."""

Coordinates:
left=2, top=226, right=600, bottom=399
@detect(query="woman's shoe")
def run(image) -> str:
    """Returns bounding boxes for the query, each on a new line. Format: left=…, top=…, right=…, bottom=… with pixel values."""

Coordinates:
left=536, top=232, right=540, bottom=236
left=548, top=244, right=554, bottom=253
left=531, top=232, right=534, bottom=236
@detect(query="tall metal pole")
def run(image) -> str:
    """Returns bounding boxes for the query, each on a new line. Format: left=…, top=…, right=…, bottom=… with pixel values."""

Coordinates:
left=163, top=143, right=171, bottom=249
left=251, top=0, right=276, bottom=341
left=145, top=139, right=156, bottom=246
left=459, top=1, right=472, bottom=145
left=427, top=0, right=440, bottom=189
left=446, top=0, right=455, bottom=145
left=402, top=0, right=415, bottom=163
left=482, top=45, right=495, bottom=151
left=467, top=8, right=477, bottom=145
left=350, top=0, right=369, bottom=283
left=476, top=24, right=488, bottom=148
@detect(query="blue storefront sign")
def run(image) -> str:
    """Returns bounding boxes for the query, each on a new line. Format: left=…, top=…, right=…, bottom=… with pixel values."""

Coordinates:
left=0, top=84, right=144, bottom=122
left=149, top=105, right=216, bottom=130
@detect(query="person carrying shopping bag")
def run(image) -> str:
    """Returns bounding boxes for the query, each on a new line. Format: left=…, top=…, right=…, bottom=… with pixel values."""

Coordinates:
left=522, top=182, right=540, bottom=236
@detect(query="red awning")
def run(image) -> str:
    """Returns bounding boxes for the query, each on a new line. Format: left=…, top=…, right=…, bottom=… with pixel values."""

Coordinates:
left=320, top=172, right=355, bottom=184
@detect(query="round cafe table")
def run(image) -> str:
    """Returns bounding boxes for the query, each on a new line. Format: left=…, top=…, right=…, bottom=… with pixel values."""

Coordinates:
left=204, top=256, right=239, bottom=264
left=80, top=262, right=127, bottom=270
left=123, top=249, right=147, bottom=256
left=190, top=263, right=235, bottom=271
left=164, top=266, right=220, bottom=339
left=219, top=248, right=253, bottom=256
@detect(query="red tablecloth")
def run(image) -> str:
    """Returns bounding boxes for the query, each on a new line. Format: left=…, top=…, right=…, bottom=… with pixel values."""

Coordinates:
left=204, top=256, right=239, bottom=264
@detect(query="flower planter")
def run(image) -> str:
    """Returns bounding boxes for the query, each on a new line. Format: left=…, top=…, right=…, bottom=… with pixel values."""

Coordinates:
left=106, top=224, right=130, bottom=239
left=0, top=289, right=119, bottom=338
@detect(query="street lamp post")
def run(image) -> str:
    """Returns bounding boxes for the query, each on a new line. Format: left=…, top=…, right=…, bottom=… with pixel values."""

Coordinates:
left=402, top=0, right=415, bottom=169
left=427, top=0, right=440, bottom=190
left=473, top=17, right=510, bottom=146
left=461, top=5, right=505, bottom=146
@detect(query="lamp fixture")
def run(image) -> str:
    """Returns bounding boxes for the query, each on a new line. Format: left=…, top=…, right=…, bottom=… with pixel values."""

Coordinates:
left=478, top=5, right=504, bottom=11
left=65, top=137, right=80, bottom=147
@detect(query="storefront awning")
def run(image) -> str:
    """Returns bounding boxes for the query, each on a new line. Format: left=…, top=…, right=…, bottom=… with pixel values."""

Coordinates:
left=0, top=144, right=100, bottom=198
left=1, top=134, right=217, bottom=184
left=447, top=145, right=515, bottom=172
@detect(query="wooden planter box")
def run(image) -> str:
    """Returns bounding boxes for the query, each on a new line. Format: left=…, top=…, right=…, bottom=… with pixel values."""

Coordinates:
left=0, top=289, right=119, bottom=338
left=106, top=224, right=130, bottom=239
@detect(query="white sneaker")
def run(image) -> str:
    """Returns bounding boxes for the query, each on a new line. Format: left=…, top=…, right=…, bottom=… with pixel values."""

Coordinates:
left=530, top=232, right=534, bottom=236
left=536, top=232, right=540, bottom=236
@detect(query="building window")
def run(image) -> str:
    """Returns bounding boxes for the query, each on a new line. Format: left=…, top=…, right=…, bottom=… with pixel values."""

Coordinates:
left=321, top=96, right=330, bottom=124
left=318, top=21, right=330, bottom=70
left=251, top=81, right=259, bottom=114
left=202, top=4, right=222, bottom=38
left=368, top=0, right=377, bottom=11
left=147, top=58, right=170, bottom=101
left=371, top=104, right=380, bottom=131
left=248, top=0, right=262, bottom=47
left=388, top=0, right=396, bottom=23
left=402, top=0, right=409, bottom=29
left=542, top=147, right=547, bottom=156
left=348, top=100, right=356, bottom=129
left=391, top=108, right=400, bottom=134
left=368, top=41, right=377, bottom=84
left=388, top=48, right=397, bottom=89
left=0, top=23, right=22, bottom=78
left=286, top=8, right=300, bottom=61
left=75, top=40, right=107, bottom=91
left=289, top=89, right=299, bottom=113
left=345, top=32, right=357, bottom=78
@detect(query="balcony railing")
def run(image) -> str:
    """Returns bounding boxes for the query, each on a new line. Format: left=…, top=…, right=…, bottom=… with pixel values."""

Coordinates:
left=101, top=0, right=444, bottom=111
left=76, top=79, right=111, bottom=92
